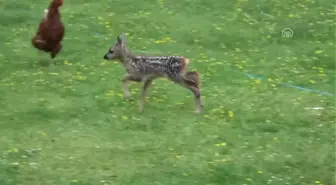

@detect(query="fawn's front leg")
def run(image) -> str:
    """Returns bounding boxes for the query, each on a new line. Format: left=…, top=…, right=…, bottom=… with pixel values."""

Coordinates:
left=181, top=71, right=202, bottom=114
left=139, top=78, right=153, bottom=113
left=122, top=74, right=141, bottom=99
left=184, top=84, right=202, bottom=114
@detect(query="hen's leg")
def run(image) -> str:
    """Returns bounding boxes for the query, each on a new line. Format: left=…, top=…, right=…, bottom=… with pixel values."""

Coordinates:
left=50, top=43, right=62, bottom=59
left=38, top=51, right=44, bottom=65
left=32, top=35, right=47, bottom=65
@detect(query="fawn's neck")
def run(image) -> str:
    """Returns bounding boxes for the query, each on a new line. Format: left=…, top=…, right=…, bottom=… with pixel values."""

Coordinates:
left=119, top=48, right=134, bottom=64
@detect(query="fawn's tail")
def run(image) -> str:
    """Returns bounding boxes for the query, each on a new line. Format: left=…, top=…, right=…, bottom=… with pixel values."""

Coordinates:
left=183, top=71, right=200, bottom=88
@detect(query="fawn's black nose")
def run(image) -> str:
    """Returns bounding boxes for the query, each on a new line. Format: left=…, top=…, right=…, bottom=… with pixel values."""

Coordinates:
left=103, top=55, right=107, bottom=59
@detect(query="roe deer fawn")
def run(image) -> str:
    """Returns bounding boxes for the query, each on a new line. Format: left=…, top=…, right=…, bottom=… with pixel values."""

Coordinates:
left=103, top=34, right=203, bottom=113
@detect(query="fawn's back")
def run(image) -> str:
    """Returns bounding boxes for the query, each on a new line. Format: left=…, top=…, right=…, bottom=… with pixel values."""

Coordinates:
left=123, top=56, right=189, bottom=81
left=103, top=35, right=191, bottom=81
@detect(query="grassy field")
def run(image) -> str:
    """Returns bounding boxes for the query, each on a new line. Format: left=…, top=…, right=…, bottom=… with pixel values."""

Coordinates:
left=0, top=0, right=335, bottom=184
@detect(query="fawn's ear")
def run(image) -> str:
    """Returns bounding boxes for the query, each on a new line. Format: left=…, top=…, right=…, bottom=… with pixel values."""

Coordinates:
left=121, top=33, right=127, bottom=47
left=116, top=36, right=122, bottom=44
left=121, top=33, right=126, bottom=43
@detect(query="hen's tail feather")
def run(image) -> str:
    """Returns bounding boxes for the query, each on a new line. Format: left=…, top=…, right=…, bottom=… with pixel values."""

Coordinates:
left=32, top=35, right=47, bottom=51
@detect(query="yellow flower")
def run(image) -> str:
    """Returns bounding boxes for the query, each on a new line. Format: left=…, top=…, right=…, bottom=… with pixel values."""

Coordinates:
left=215, top=142, right=226, bottom=146
left=64, top=60, right=72, bottom=65
left=228, top=111, right=234, bottom=118
left=255, top=79, right=261, bottom=84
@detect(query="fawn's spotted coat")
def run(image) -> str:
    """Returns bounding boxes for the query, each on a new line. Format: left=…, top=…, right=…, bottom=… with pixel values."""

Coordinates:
left=103, top=35, right=202, bottom=113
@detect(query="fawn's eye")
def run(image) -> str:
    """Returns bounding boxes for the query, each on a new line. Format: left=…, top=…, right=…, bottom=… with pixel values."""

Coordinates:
left=109, top=50, right=114, bottom=53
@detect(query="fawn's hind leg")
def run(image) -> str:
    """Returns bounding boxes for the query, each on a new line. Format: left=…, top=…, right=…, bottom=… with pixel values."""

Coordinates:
left=122, top=74, right=141, bottom=99
left=181, top=71, right=202, bottom=113
left=139, top=78, right=153, bottom=113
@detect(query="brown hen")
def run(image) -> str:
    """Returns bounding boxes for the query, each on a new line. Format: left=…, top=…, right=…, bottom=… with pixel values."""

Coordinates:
left=32, top=0, right=64, bottom=65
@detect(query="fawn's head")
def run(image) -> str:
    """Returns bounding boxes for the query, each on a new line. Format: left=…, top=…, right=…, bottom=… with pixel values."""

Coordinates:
left=103, top=35, right=127, bottom=61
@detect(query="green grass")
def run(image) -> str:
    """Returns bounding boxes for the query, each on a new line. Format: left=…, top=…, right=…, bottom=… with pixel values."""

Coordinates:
left=0, top=0, right=335, bottom=184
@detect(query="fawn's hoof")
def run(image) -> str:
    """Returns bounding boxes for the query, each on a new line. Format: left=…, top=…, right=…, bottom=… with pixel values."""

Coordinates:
left=124, top=96, right=134, bottom=101
left=194, top=109, right=201, bottom=114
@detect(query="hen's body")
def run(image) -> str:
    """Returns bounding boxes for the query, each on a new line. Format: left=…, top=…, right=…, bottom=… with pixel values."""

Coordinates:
left=32, top=0, right=64, bottom=60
